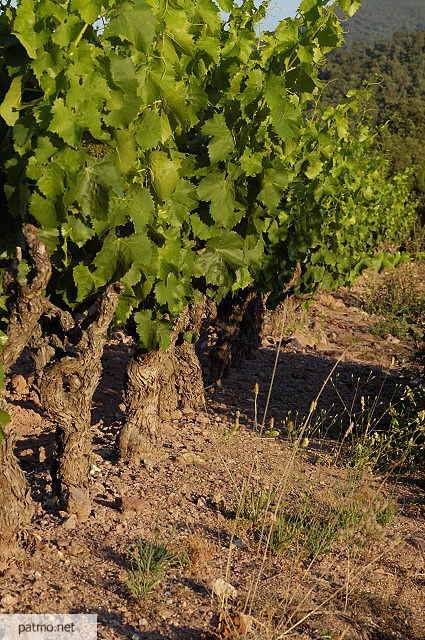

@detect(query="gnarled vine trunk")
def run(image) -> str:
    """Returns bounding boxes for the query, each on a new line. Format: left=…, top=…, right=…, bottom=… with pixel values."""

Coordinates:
left=0, top=224, right=51, bottom=563
left=38, top=283, right=123, bottom=518
left=209, top=266, right=302, bottom=385
left=210, top=285, right=266, bottom=385
left=118, top=303, right=205, bottom=464
left=0, top=422, right=34, bottom=564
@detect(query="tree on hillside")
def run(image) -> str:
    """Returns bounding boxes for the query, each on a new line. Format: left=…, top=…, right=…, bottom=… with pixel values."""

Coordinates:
left=335, top=0, right=425, bottom=48
left=319, top=28, right=425, bottom=216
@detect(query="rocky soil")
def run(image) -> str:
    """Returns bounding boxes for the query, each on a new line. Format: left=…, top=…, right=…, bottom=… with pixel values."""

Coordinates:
left=1, top=277, right=424, bottom=640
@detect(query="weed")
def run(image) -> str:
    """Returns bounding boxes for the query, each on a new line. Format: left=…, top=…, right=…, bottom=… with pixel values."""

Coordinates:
left=266, top=511, right=299, bottom=556
left=361, top=265, right=425, bottom=344
left=374, top=495, right=397, bottom=527
left=185, top=532, right=216, bottom=568
left=127, top=527, right=187, bottom=602
left=214, top=318, right=409, bottom=639
left=326, top=372, right=424, bottom=472
left=236, top=485, right=276, bottom=524
left=257, top=481, right=396, bottom=565
left=304, top=518, right=340, bottom=557
left=332, top=380, right=425, bottom=471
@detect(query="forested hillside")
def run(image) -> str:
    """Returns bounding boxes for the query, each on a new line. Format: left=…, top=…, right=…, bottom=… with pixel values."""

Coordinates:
left=319, top=28, right=425, bottom=216
left=335, top=0, right=425, bottom=48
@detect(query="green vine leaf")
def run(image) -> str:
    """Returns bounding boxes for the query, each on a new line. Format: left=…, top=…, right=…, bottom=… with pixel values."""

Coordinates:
left=0, top=74, right=23, bottom=126
left=106, top=0, right=156, bottom=52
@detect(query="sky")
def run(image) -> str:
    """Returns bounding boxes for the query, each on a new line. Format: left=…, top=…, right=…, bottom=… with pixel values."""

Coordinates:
left=255, top=1, right=303, bottom=30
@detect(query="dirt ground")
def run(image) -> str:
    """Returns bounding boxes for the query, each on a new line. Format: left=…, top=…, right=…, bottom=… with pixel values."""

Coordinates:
left=1, top=276, right=424, bottom=640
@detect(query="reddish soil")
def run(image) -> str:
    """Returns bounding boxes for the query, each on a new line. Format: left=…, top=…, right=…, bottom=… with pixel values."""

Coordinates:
left=1, top=279, right=424, bottom=640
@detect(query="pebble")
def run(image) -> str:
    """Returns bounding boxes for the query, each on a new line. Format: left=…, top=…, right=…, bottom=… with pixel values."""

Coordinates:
left=211, top=578, right=238, bottom=599
left=179, top=452, right=206, bottom=466
left=60, top=486, right=91, bottom=520
left=67, top=543, right=87, bottom=556
left=59, top=515, right=77, bottom=531
left=197, top=413, right=210, bottom=424
left=55, top=538, right=70, bottom=549
left=115, top=495, right=144, bottom=514
left=160, top=609, right=173, bottom=619
left=2, top=565, right=18, bottom=579
left=1, top=594, right=18, bottom=606
left=43, top=497, right=57, bottom=510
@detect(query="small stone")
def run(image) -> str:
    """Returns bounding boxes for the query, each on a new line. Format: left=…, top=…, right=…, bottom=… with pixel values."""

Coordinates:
left=170, top=410, right=183, bottom=420
left=67, top=543, right=87, bottom=556
left=55, top=538, right=70, bottom=549
left=211, top=578, right=238, bottom=599
left=179, top=452, right=206, bottom=466
left=197, top=414, right=210, bottom=424
left=2, top=564, right=17, bottom=579
left=211, top=493, right=226, bottom=512
left=160, top=609, right=173, bottom=620
left=288, top=330, right=317, bottom=349
left=60, top=486, right=91, bottom=521
left=231, top=537, right=248, bottom=551
left=92, top=481, right=104, bottom=494
left=38, top=446, right=47, bottom=463
left=90, top=464, right=101, bottom=475
left=115, top=495, right=144, bottom=514
left=314, top=338, right=328, bottom=351
left=1, top=593, right=18, bottom=606
left=142, top=458, right=155, bottom=469
left=43, top=496, right=57, bottom=510
left=60, top=515, right=77, bottom=531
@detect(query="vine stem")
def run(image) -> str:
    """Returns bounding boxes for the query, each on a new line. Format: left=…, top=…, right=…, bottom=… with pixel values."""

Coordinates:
left=73, top=23, right=89, bottom=48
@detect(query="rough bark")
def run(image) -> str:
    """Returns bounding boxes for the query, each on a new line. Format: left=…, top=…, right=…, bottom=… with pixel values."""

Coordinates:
left=210, top=285, right=266, bottom=385
left=1, top=224, right=52, bottom=371
left=38, top=283, right=124, bottom=518
left=0, top=421, right=35, bottom=563
left=0, top=224, right=52, bottom=563
left=118, top=303, right=205, bottom=464
left=261, top=294, right=302, bottom=339
left=28, top=304, right=74, bottom=384
left=209, top=265, right=302, bottom=385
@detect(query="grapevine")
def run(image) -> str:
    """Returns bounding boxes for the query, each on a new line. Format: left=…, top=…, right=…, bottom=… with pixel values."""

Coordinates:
left=1, top=0, right=414, bottom=353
